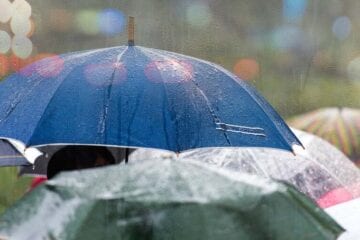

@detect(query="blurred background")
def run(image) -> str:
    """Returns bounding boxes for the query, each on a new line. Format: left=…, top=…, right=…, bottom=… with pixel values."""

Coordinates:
left=0, top=0, right=359, bottom=212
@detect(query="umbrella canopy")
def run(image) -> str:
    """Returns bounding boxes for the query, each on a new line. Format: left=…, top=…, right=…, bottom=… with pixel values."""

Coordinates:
left=0, top=45, right=300, bottom=153
left=289, top=107, right=360, bottom=165
left=18, top=146, right=133, bottom=176
left=0, top=139, right=41, bottom=166
left=0, top=159, right=342, bottom=240
left=0, top=139, right=28, bottom=166
left=129, top=129, right=360, bottom=208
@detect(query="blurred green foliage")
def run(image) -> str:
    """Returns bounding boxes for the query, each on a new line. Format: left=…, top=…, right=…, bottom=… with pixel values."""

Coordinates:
left=0, top=168, right=29, bottom=214
left=256, top=76, right=360, bottom=117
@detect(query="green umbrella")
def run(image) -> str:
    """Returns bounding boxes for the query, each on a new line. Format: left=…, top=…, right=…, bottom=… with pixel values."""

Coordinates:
left=0, top=160, right=342, bottom=240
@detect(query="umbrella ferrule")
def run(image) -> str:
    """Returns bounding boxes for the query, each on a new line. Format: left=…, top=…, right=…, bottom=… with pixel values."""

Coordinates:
left=128, top=16, right=135, bottom=46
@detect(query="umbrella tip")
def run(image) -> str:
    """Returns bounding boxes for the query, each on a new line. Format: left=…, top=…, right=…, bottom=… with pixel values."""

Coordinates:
left=128, top=16, right=135, bottom=46
left=291, top=144, right=306, bottom=156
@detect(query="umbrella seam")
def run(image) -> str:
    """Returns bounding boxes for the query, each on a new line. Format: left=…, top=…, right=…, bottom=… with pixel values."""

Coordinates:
left=149, top=47, right=299, bottom=150
left=96, top=46, right=128, bottom=144
left=139, top=48, right=186, bottom=151
left=140, top=47, right=233, bottom=146
left=26, top=48, right=118, bottom=146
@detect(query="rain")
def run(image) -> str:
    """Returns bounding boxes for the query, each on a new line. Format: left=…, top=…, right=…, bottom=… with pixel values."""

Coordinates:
left=0, top=0, right=359, bottom=239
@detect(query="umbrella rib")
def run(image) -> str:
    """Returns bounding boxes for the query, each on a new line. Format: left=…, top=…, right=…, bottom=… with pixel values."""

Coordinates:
left=26, top=49, right=114, bottom=146
left=244, top=149, right=271, bottom=178
left=96, top=46, right=129, bottom=143
left=189, top=81, right=232, bottom=145
left=148, top=50, right=272, bottom=135
left=304, top=154, right=348, bottom=190
left=139, top=48, right=186, bottom=150
left=0, top=73, right=49, bottom=124
left=159, top=49, right=300, bottom=148
left=158, top=87, right=174, bottom=150
left=124, top=88, right=145, bottom=147
left=189, top=79, right=267, bottom=139
left=139, top=47, right=235, bottom=145
left=0, top=49, right=114, bottom=125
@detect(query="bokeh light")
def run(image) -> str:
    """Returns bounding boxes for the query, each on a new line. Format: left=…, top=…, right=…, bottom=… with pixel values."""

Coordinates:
left=35, top=55, right=64, bottom=78
left=283, top=0, right=308, bottom=23
left=0, top=0, right=13, bottom=23
left=313, top=51, right=333, bottom=70
left=0, top=54, right=9, bottom=77
left=145, top=60, right=193, bottom=83
left=12, top=0, right=31, bottom=18
left=0, top=31, right=11, bottom=54
left=186, top=2, right=212, bottom=28
left=332, top=16, right=351, bottom=40
left=11, top=35, right=32, bottom=59
left=8, top=54, right=32, bottom=72
left=26, top=18, right=35, bottom=37
left=10, top=14, right=32, bottom=35
left=75, top=9, right=99, bottom=35
left=84, top=62, right=127, bottom=86
left=18, top=53, right=57, bottom=76
left=347, top=57, right=360, bottom=81
left=271, top=25, right=303, bottom=52
left=48, top=9, right=73, bottom=32
left=98, top=8, right=125, bottom=37
left=0, top=0, right=34, bottom=59
left=233, top=58, right=260, bottom=81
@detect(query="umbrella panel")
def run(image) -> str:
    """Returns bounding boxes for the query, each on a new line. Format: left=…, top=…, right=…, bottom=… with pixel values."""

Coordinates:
left=0, top=46, right=301, bottom=153
left=0, top=160, right=342, bottom=240
left=0, top=139, right=29, bottom=166
left=129, top=129, right=360, bottom=206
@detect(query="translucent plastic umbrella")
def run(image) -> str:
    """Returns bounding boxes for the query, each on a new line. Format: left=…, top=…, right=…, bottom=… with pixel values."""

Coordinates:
left=0, top=159, right=342, bottom=240
left=289, top=107, right=360, bottom=165
left=129, top=129, right=360, bottom=208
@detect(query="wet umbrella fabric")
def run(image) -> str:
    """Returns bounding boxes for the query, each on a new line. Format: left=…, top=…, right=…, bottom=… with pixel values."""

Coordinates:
left=0, top=160, right=342, bottom=240
left=289, top=107, right=360, bottom=165
left=0, top=139, right=29, bottom=166
left=0, top=46, right=300, bottom=153
left=0, top=139, right=42, bottom=166
left=130, top=129, right=360, bottom=207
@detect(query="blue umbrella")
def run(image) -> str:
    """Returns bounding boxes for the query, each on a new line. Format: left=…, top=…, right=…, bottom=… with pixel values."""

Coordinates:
left=0, top=139, right=42, bottom=166
left=0, top=41, right=301, bottom=152
left=0, top=139, right=28, bottom=166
